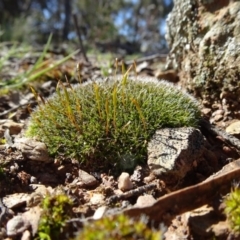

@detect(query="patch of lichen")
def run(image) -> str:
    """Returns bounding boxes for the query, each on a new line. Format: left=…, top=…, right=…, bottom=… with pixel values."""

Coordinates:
left=26, top=75, right=200, bottom=171
left=36, top=194, right=74, bottom=240
left=75, top=214, right=162, bottom=240
left=224, top=187, right=240, bottom=233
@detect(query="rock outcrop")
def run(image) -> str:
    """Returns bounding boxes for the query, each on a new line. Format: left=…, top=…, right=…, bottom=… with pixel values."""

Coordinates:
left=166, top=0, right=240, bottom=120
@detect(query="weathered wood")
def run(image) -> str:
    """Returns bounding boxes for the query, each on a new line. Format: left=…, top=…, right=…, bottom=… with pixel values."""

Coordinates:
left=123, top=159, right=240, bottom=225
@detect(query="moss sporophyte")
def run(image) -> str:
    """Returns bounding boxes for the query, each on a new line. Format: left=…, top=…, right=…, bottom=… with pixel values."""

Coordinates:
left=26, top=75, right=200, bottom=171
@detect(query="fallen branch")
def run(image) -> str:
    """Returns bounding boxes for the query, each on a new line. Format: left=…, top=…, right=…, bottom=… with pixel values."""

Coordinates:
left=106, top=183, right=157, bottom=205
left=123, top=159, right=240, bottom=225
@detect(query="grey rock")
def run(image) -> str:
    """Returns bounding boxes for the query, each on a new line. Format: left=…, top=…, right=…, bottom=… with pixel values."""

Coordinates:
left=148, top=127, right=205, bottom=179
left=13, top=137, right=50, bottom=162
left=78, top=169, right=98, bottom=187
left=3, top=193, right=31, bottom=209
left=7, top=215, right=30, bottom=237
left=166, top=0, right=240, bottom=119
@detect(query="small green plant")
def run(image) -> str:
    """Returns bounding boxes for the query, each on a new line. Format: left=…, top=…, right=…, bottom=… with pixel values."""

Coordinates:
left=36, top=194, right=73, bottom=240
left=224, top=187, right=240, bottom=233
left=75, top=214, right=162, bottom=240
left=26, top=74, right=200, bottom=171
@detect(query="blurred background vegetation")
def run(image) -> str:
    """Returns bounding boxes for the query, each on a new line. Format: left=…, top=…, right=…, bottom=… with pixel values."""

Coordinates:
left=0, top=0, right=173, bottom=55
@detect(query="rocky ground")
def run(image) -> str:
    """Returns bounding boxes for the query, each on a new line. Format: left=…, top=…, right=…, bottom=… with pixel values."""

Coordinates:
left=1, top=49, right=240, bottom=240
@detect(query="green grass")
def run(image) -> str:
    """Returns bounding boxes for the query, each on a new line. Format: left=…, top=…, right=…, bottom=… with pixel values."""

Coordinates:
left=0, top=34, right=79, bottom=92
left=26, top=74, right=200, bottom=171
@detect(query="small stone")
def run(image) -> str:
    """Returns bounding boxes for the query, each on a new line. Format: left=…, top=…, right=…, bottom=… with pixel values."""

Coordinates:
left=78, top=170, right=98, bottom=187
left=211, top=221, right=230, bottom=238
left=6, top=215, right=30, bottom=237
left=130, top=166, right=143, bottom=182
left=13, top=137, right=50, bottom=162
left=30, top=176, right=37, bottom=184
left=213, top=114, right=223, bottom=122
left=93, top=206, right=107, bottom=220
left=9, top=165, right=17, bottom=174
left=90, top=193, right=105, bottom=205
left=28, top=184, right=53, bottom=195
left=0, top=119, right=24, bottom=138
left=118, top=172, right=133, bottom=191
left=201, top=108, right=211, bottom=116
left=143, top=173, right=156, bottom=183
left=211, top=103, right=221, bottom=110
left=212, top=109, right=224, bottom=117
left=26, top=193, right=44, bottom=208
left=226, top=121, right=240, bottom=135
left=57, top=165, right=66, bottom=172
left=135, top=195, right=156, bottom=207
left=121, top=200, right=132, bottom=208
left=3, top=193, right=31, bottom=209
left=22, top=206, right=42, bottom=236
left=21, top=230, right=31, bottom=240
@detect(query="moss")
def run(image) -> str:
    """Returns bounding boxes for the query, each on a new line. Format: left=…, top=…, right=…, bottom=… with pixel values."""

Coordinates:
left=224, top=187, right=240, bottom=233
left=75, top=214, right=162, bottom=240
left=26, top=75, right=200, bottom=171
left=36, top=194, right=73, bottom=240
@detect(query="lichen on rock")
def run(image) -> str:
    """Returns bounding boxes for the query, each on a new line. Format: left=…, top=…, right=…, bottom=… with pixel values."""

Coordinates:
left=147, top=127, right=205, bottom=181
left=166, top=0, right=240, bottom=119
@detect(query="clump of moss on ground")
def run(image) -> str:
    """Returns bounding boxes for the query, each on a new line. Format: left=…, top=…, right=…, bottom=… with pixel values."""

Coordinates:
left=224, top=187, right=240, bottom=233
left=75, top=214, right=162, bottom=240
left=36, top=194, right=73, bottom=240
left=26, top=75, right=200, bottom=171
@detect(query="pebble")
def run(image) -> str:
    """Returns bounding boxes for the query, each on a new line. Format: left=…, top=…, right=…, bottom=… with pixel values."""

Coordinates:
left=118, top=172, right=133, bottom=191
left=90, top=193, right=105, bottom=205
left=144, top=173, right=156, bottom=184
left=226, top=121, right=240, bottom=135
left=201, top=108, right=212, bottom=116
left=13, top=137, right=50, bottom=162
left=9, top=163, right=19, bottom=174
left=30, top=176, right=37, bottom=184
left=135, top=195, right=156, bottom=207
left=21, top=230, right=31, bottom=240
left=78, top=169, right=98, bottom=187
left=212, top=109, right=224, bottom=117
left=130, top=166, right=143, bottom=182
left=3, top=193, right=31, bottom=209
left=6, top=215, right=30, bottom=237
left=0, top=119, right=24, bottom=138
left=93, top=206, right=107, bottom=220
left=213, top=114, right=223, bottom=122
left=211, top=103, right=222, bottom=110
